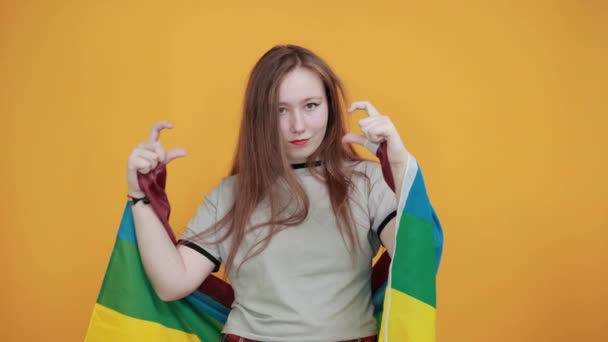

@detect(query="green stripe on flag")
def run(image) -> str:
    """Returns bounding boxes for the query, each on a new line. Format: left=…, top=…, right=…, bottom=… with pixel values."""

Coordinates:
left=391, top=212, right=437, bottom=308
left=97, top=238, right=223, bottom=338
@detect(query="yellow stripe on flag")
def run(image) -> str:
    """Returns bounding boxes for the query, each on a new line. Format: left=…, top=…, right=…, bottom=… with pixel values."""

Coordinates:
left=378, top=288, right=436, bottom=342
left=85, top=303, right=202, bottom=342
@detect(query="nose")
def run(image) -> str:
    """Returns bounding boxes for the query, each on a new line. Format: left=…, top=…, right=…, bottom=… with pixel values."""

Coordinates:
left=290, top=110, right=305, bottom=134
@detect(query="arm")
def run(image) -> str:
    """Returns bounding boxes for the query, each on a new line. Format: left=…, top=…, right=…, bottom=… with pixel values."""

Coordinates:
left=343, top=101, right=411, bottom=253
left=344, top=101, right=443, bottom=269
left=379, top=219, right=397, bottom=258
left=131, top=201, right=215, bottom=301
left=127, top=121, right=216, bottom=301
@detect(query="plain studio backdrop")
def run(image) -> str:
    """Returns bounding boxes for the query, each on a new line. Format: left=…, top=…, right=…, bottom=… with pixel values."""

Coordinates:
left=1, top=1, right=606, bottom=341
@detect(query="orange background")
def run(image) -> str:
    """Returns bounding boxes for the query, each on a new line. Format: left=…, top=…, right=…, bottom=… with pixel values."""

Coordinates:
left=1, top=1, right=607, bottom=341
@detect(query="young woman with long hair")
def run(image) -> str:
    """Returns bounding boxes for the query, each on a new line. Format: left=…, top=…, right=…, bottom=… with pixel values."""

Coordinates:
left=126, top=45, right=412, bottom=342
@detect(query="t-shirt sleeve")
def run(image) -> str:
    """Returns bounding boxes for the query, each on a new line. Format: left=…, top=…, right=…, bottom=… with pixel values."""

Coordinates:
left=367, top=162, right=398, bottom=237
left=177, top=182, right=224, bottom=272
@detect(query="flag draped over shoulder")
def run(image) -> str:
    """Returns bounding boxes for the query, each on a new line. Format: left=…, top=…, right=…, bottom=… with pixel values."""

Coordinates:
left=85, top=144, right=443, bottom=341
left=85, top=165, right=233, bottom=342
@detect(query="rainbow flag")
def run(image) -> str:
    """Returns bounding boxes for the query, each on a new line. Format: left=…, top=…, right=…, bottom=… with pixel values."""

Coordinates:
left=85, top=146, right=443, bottom=341
left=375, top=146, right=444, bottom=342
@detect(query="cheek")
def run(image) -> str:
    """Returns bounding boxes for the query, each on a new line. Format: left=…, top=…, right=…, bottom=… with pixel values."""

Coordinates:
left=310, top=108, right=329, bottom=133
left=279, top=117, right=290, bottom=139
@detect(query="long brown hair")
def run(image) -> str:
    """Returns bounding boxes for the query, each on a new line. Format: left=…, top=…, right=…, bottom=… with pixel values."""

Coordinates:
left=196, top=45, right=366, bottom=276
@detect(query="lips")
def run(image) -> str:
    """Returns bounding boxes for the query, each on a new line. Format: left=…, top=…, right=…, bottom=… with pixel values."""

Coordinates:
left=289, top=138, right=310, bottom=146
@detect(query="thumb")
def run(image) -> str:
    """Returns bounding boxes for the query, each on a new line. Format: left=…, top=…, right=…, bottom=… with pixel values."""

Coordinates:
left=342, top=133, right=367, bottom=146
left=165, top=148, right=187, bottom=164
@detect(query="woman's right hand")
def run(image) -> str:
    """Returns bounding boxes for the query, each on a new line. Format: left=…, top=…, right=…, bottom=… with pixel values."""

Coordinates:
left=127, top=121, right=187, bottom=197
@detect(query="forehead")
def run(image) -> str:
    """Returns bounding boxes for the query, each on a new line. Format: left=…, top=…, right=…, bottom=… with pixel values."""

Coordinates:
left=278, top=67, right=325, bottom=103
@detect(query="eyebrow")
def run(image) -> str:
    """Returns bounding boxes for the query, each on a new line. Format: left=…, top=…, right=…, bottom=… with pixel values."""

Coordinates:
left=278, top=96, right=323, bottom=106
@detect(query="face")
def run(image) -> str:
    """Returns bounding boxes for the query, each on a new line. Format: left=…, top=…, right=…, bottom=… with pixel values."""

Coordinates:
left=277, top=67, right=329, bottom=164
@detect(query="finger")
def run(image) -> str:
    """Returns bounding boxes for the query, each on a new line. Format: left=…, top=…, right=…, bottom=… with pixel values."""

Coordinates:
left=342, top=133, right=381, bottom=154
left=341, top=132, right=367, bottom=146
left=360, top=117, right=395, bottom=138
left=358, top=115, right=388, bottom=128
left=147, top=121, right=173, bottom=144
left=132, top=158, right=152, bottom=174
left=364, top=121, right=392, bottom=143
left=138, top=152, right=159, bottom=170
left=137, top=149, right=160, bottom=164
left=152, top=142, right=166, bottom=163
left=348, top=101, right=381, bottom=117
left=141, top=143, right=157, bottom=152
left=165, top=148, right=188, bottom=164
left=138, top=150, right=161, bottom=170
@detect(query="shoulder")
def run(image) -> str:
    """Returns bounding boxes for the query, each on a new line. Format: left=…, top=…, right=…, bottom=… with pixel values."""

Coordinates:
left=197, top=175, right=238, bottom=211
left=348, top=159, right=383, bottom=179
left=217, top=174, right=237, bottom=192
left=342, top=160, right=385, bottom=195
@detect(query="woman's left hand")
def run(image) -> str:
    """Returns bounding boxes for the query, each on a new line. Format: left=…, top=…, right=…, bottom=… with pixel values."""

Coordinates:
left=342, top=101, right=409, bottom=166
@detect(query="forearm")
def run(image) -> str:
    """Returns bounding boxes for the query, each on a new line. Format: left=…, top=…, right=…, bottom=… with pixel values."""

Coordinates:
left=380, top=153, right=411, bottom=254
left=131, top=202, right=189, bottom=300
left=389, top=152, right=410, bottom=205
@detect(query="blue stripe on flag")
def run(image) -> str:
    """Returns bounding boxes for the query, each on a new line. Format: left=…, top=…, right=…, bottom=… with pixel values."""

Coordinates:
left=403, top=167, right=444, bottom=273
left=117, top=202, right=137, bottom=244
left=186, top=291, right=230, bottom=323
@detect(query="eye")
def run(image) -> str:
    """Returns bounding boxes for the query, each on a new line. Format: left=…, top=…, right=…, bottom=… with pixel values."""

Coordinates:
left=305, top=102, right=319, bottom=110
left=278, top=107, right=288, bottom=115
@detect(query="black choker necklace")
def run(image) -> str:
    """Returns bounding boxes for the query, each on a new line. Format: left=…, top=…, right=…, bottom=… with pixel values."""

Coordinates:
left=290, top=161, right=323, bottom=170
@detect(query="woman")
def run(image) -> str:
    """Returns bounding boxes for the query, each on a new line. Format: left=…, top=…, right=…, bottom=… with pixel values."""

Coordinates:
left=126, top=45, right=412, bottom=342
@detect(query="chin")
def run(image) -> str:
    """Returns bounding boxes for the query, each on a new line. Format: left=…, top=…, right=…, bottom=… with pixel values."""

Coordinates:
left=286, top=150, right=311, bottom=163
left=287, top=155, right=309, bottom=164
left=286, top=141, right=321, bottom=163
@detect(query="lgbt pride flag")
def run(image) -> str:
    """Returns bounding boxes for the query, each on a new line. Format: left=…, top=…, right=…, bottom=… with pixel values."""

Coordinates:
left=375, top=147, right=444, bottom=342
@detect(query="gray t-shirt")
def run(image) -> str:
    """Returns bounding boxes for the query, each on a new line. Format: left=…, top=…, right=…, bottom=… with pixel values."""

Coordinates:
left=179, top=161, right=396, bottom=342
